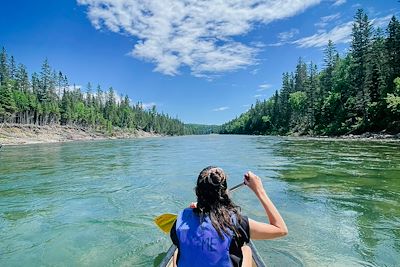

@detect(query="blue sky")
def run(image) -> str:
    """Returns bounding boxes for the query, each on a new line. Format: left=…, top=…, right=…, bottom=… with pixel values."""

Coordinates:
left=1, top=0, right=399, bottom=125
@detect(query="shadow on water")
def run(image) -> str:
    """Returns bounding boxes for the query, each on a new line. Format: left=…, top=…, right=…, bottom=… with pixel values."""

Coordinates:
left=153, top=252, right=167, bottom=266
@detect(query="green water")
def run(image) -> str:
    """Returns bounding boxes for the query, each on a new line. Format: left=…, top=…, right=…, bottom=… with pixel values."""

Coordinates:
left=0, top=135, right=399, bottom=266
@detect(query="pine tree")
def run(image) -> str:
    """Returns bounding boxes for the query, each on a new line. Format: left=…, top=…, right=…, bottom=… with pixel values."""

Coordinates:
left=38, top=58, right=52, bottom=103
left=294, top=57, right=307, bottom=92
left=306, top=62, right=318, bottom=132
left=386, top=16, right=400, bottom=92
left=365, top=28, right=389, bottom=130
left=279, top=72, right=291, bottom=132
left=349, top=9, right=372, bottom=131
left=0, top=83, right=16, bottom=122
left=0, top=47, right=10, bottom=86
left=9, top=56, right=16, bottom=80
left=15, top=64, right=30, bottom=92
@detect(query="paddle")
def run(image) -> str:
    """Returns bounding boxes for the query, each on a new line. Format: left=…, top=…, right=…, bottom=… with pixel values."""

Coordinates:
left=154, top=182, right=245, bottom=233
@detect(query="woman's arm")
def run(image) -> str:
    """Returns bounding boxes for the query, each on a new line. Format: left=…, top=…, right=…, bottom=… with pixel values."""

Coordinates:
left=172, top=249, right=178, bottom=267
left=244, top=171, right=288, bottom=240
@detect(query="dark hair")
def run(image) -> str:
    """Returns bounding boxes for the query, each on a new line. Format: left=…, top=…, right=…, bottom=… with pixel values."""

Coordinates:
left=194, top=166, right=242, bottom=239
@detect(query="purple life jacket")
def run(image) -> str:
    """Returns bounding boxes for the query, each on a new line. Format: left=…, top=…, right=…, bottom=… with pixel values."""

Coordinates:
left=175, top=208, right=234, bottom=267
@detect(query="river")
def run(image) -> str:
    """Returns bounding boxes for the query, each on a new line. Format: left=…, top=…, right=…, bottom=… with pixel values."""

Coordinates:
left=0, top=135, right=399, bottom=266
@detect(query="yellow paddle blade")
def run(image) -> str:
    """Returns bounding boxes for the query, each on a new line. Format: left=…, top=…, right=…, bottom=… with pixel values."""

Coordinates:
left=154, top=213, right=177, bottom=234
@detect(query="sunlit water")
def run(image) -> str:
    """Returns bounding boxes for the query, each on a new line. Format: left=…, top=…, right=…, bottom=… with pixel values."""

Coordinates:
left=0, top=135, right=399, bottom=266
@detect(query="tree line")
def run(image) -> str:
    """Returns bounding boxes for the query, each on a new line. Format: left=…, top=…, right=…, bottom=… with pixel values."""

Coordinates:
left=0, top=50, right=194, bottom=135
left=221, top=9, right=400, bottom=136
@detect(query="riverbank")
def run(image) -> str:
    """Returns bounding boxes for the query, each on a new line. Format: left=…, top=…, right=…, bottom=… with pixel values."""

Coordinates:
left=0, top=124, right=162, bottom=146
left=288, top=131, right=400, bottom=141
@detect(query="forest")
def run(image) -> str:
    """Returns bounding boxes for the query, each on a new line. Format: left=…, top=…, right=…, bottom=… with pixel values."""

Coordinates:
left=221, top=10, right=400, bottom=136
left=0, top=48, right=207, bottom=135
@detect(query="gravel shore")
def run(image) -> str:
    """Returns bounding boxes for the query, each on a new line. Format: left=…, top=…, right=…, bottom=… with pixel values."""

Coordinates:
left=0, top=124, right=162, bottom=146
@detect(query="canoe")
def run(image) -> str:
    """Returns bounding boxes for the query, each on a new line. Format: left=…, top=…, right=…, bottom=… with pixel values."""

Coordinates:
left=158, top=240, right=266, bottom=267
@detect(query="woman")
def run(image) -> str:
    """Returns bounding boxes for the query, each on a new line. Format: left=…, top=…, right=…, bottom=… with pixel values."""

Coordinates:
left=170, top=166, right=288, bottom=267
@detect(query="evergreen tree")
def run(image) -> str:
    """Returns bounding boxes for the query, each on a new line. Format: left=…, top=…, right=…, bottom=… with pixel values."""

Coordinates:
left=306, top=62, right=318, bottom=132
left=294, top=57, right=307, bottom=92
left=349, top=9, right=372, bottom=131
left=0, top=47, right=10, bottom=85
left=279, top=72, right=291, bottom=132
left=386, top=16, right=400, bottom=92
left=9, top=56, right=16, bottom=80
left=365, top=28, right=390, bottom=130
left=0, top=83, right=16, bottom=122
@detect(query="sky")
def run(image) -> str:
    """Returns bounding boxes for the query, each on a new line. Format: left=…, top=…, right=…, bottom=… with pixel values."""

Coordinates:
left=1, top=0, right=399, bottom=125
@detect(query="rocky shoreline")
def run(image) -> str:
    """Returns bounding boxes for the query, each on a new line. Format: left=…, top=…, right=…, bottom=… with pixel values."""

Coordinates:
left=1, top=124, right=399, bottom=146
left=0, top=124, right=162, bottom=146
left=287, top=131, right=400, bottom=141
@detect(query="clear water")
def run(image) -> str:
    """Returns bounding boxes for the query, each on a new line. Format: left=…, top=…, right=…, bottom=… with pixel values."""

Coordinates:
left=0, top=135, right=399, bottom=266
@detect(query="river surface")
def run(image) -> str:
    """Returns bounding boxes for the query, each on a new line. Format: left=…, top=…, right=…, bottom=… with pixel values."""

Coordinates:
left=0, top=135, right=399, bottom=266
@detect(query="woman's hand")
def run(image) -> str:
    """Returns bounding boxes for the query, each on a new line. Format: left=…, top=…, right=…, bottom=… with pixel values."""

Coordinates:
left=244, top=171, right=265, bottom=196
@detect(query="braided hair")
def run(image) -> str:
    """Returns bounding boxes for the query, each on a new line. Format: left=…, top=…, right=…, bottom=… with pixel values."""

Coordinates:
left=194, top=166, right=242, bottom=239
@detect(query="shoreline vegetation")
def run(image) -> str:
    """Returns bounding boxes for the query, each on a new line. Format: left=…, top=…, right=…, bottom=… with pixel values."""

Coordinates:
left=221, top=10, right=400, bottom=137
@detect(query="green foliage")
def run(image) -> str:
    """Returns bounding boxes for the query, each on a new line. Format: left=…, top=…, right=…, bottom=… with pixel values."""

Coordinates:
left=221, top=10, right=400, bottom=136
left=395, top=77, right=400, bottom=94
left=386, top=93, right=400, bottom=113
left=0, top=48, right=188, bottom=135
left=184, top=124, right=221, bottom=135
left=289, top=91, right=307, bottom=112
left=386, top=77, right=400, bottom=114
left=0, top=83, right=16, bottom=119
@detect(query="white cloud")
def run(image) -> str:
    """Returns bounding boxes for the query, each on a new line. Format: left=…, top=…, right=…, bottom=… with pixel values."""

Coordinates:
left=213, top=106, right=229, bottom=112
left=269, top=28, right=299, bottom=46
left=294, top=21, right=352, bottom=48
left=254, top=94, right=264, bottom=98
left=278, top=28, right=299, bottom=42
left=250, top=68, right=259, bottom=75
left=257, top=83, right=272, bottom=91
left=293, top=14, right=393, bottom=48
left=77, top=0, right=320, bottom=76
left=315, top=13, right=341, bottom=28
left=372, top=15, right=393, bottom=29
left=140, top=102, right=157, bottom=109
left=55, top=84, right=82, bottom=96
left=332, top=0, right=346, bottom=7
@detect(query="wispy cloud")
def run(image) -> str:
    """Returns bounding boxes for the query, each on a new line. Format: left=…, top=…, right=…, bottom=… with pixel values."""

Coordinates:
left=293, top=14, right=393, bottom=48
left=314, top=13, right=341, bottom=28
left=372, top=15, right=393, bottom=28
left=278, top=28, right=300, bottom=42
left=257, top=83, right=272, bottom=91
left=250, top=68, right=259, bottom=75
left=294, top=21, right=353, bottom=48
left=78, top=0, right=320, bottom=76
left=269, top=28, right=299, bottom=46
left=332, top=0, right=346, bottom=7
left=213, top=106, right=229, bottom=112
left=140, top=102, right=157, bottom=109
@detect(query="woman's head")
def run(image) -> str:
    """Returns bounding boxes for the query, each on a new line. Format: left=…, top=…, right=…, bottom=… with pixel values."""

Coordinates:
left=194, top=166, right=242, bottom=238
left=196, top=166, right=228, bottom=208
